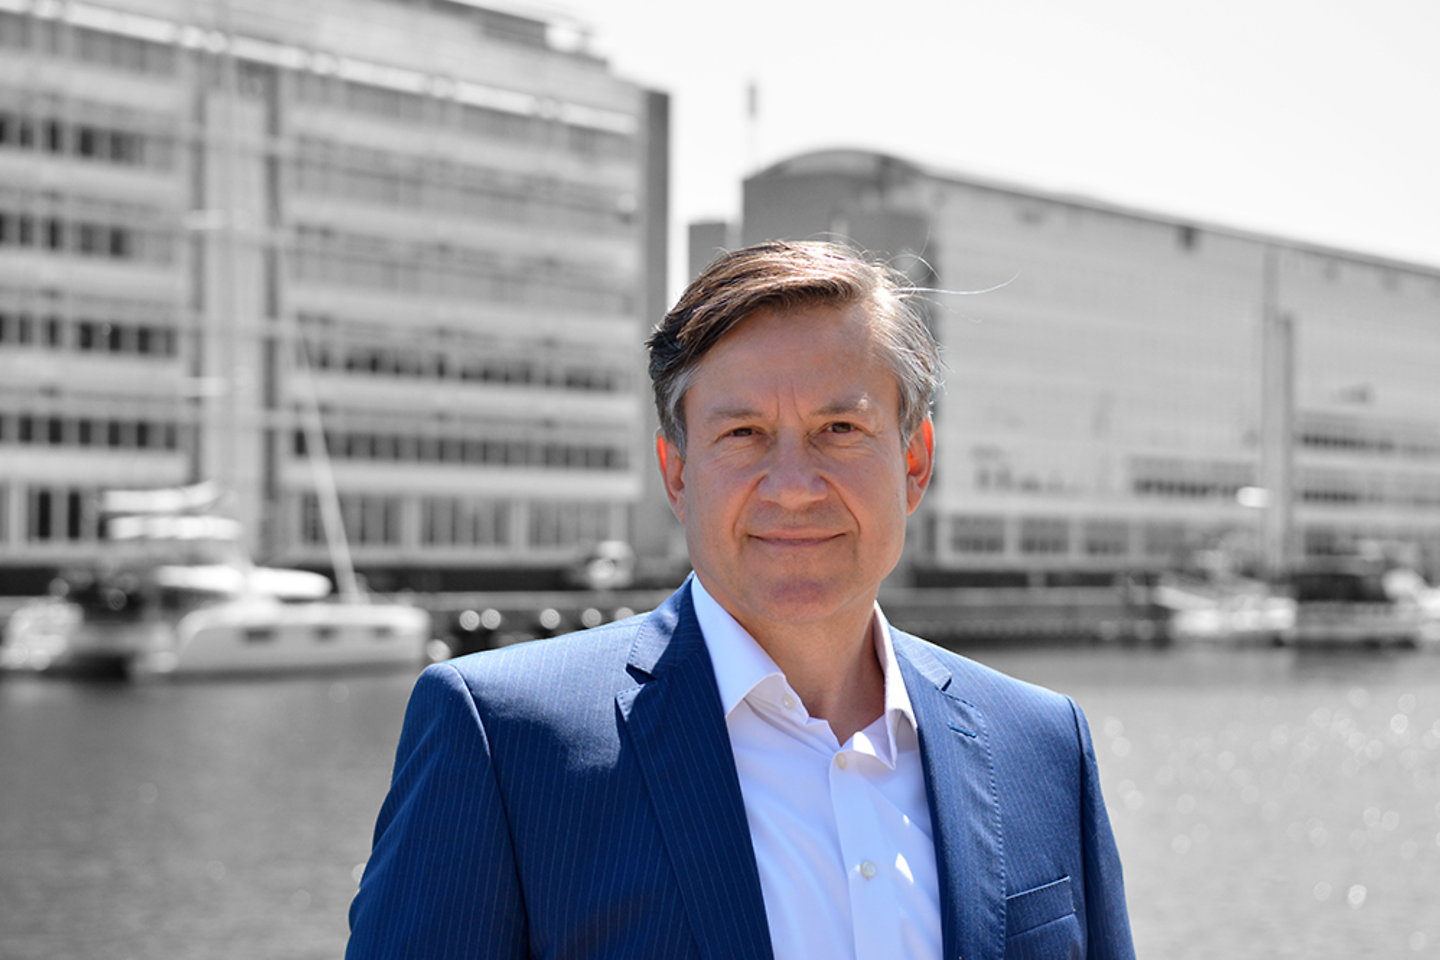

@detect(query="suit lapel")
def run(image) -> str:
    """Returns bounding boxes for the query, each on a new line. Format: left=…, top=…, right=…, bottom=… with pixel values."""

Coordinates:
left=895, top=634, right=1007, bottom=960
left=616, top=583, right=774, bottom=960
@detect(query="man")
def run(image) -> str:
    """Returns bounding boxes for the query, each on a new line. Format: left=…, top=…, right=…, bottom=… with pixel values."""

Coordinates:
left=347, top=240, right=1135, bottom=959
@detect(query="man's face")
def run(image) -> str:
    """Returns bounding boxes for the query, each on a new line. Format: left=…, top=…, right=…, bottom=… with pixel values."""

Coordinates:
left=658, top=301, right=934, bottom=637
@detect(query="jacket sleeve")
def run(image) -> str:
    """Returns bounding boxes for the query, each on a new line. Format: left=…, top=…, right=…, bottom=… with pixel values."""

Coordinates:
left=1072, top=699, right=1136, bottom=960
left=347, top=662, right=527, bottom=960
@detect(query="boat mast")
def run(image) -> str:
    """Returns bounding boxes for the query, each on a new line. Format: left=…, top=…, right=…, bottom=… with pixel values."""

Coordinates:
left=291, top=331, right=362, bottom=600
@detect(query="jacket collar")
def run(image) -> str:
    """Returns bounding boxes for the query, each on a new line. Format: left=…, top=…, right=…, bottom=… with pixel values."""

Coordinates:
left=894, top=632, right=1007, bottom=960
left=618, top=580, right=775, bottom=960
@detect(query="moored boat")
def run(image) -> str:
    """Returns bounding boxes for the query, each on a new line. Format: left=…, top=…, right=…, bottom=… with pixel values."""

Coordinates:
left=1, top=483, right=432, bottom=678
left=1283, top=558, right=1438, bottom=648
left=1153, top=572, right=1296, bottom=644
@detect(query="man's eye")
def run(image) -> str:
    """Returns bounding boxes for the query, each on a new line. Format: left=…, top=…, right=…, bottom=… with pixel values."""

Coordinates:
left=728, top=427, right=754, bottom=438
left=828, top=422, right=855, bottom=433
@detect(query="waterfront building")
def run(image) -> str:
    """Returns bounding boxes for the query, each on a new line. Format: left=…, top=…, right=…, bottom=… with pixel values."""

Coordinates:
left=739, top=149, right=1440, bottom=584
left=0, top=0, right=667, bottom=593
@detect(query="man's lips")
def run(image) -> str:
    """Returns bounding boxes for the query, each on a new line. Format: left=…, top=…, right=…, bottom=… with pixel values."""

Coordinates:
left=749, top=532, right=842, bottom=546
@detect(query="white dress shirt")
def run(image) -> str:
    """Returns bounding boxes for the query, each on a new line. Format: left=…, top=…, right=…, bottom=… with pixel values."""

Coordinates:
left=691, top=578, right=942, bottom=960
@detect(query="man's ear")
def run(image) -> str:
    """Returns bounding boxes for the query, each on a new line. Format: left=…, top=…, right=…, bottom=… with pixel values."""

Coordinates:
left=656, top=432, right=686, bottom=524
left=904, top=419, right=935, bottom=514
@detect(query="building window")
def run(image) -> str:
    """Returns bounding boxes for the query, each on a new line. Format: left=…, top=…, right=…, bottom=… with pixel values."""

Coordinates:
left=66, top=489, right=83, bottom=540
left=1082, top=520, right=1130, bottom=557
left=421, top=497, right=511, bottom=547
left=0, top=108, right=172, bottom=170
left=299, top=493, right=326, bottom=546
left=21, top=485, right=97, bottom=542
left=315, top=423, right=627, bottom=472
left=1130, top=457, right=1253, bottom=500
left=337, top=494, right=403, bottom=546
left=0, top=412, right=178, bottom=451
left=1019, top=517, right=1070, bottom=555
left=950, top=515, right=1005, bottom=554
left=529, top=500, right=611, bottom=549
left=464, top=500, right=510, bottom=546
left=421, top=497, right=454, bottom=547
left=72, top=25, right=176, bottom=76
left=288, top=137, right=635, bottom=238
left=0, top=202, right=172, bottom=265
left=28, top=488, right=52, bottom=541
left=295, top=312, right=631, bottom=396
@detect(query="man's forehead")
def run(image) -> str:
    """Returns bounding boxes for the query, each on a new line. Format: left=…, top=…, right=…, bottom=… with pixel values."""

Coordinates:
left=696, top=301, right=881, bottom=366
left=687, top=361, right=898, bottom=432
left=678, top=299, right=899, bottom=416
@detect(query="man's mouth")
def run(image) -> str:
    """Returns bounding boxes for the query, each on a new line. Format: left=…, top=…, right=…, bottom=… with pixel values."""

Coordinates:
left=751, top=532, right=841, bottom=547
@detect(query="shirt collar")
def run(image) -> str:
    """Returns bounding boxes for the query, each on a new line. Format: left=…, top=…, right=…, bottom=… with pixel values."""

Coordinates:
left=689, top=576, right=917, bottom=737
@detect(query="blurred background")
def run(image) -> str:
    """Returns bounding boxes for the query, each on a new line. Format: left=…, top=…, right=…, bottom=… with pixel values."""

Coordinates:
left=1, top=0, right=1438, bottom=957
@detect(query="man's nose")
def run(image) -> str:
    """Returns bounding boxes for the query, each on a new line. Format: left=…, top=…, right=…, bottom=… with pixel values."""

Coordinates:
left=756, top=436, right=826, bottom=508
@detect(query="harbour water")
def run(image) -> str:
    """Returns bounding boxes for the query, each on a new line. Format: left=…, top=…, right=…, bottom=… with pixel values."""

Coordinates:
left=2, top=642, right=1438, bottom=959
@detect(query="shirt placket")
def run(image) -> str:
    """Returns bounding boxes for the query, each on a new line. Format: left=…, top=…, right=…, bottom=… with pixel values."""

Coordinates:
left=830, top=742, right=900, bottom=960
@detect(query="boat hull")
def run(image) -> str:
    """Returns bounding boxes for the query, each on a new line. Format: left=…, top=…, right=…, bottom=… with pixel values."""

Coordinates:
left=4, top=595, right=431, bottom=678
left=133, top=598, right=431, bottom=676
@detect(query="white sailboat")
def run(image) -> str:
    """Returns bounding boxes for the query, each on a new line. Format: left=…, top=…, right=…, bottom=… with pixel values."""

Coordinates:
left=3, top=479, right=431, bottom=677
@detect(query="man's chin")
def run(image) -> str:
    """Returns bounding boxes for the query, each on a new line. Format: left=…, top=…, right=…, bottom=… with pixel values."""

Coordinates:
left=741, top=579, right=875, bottom=627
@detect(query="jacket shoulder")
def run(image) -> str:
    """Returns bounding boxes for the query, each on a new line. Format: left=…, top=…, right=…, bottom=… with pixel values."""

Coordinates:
left=438, top=582, right=695, bottom=699
left=891, top=630, right=1084, bottom=740
left=435, top=612, right=647, bottom=709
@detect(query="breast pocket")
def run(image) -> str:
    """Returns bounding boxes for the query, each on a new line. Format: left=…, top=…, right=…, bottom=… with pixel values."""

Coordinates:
left=1005, top=876, right=1082, bottom=960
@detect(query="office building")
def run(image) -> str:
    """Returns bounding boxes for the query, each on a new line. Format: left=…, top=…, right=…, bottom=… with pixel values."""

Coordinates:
left=0, top=0, right=667, bottom=592
left=740, top=149, right=1440, bottom=584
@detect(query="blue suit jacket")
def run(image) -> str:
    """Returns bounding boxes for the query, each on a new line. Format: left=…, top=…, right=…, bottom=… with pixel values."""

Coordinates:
left=348, top=583, right=1134, bottom=959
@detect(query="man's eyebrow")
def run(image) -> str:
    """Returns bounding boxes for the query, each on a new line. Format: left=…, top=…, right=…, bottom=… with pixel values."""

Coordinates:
left=700, top=398, right=875, bottom=423
left=815, top=397, right=874, bottom=417
left=700, top=405, right=764, bottom=424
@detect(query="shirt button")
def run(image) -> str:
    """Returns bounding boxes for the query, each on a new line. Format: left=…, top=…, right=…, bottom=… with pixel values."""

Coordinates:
left=860, top=860, right=876, bottom=879
left=835, top=753, right=848, bottom=770
left=781, top=694, right=797, bottom=710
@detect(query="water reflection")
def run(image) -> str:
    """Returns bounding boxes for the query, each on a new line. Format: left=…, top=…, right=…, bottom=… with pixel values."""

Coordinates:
left=980, top=644, right=1440, bottom=959
left=0, top=670, right=415, bottom=960
left=2, top=645, right=1438, bottom=959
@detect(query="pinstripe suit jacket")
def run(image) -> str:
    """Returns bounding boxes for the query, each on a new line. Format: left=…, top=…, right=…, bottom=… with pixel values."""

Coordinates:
left=347, top=582, right=1134, bottom=960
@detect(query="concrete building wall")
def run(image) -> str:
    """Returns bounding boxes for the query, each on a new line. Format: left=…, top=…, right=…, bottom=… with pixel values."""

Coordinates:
left=740, top=149, right=1440, bottom=583
left=0, top=0, right=666, bottom=592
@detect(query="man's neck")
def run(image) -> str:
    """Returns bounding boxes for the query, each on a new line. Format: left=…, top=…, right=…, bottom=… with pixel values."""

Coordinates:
left=736, top=601, right=887, bottom=746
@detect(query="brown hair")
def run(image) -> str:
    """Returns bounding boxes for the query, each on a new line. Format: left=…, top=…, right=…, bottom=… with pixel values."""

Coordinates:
left=647, top=240, right=941, bottom=450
